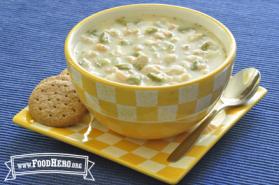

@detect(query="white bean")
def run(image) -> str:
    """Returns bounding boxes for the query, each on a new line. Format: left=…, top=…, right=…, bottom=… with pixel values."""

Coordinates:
left=206, top=50, right=220, bottom=58
left=185, top=55, right=203, bottom=62
left=81, top=35, right=96, bottom=44
left=164, top=54, right=177, bottom=64
left=179, top=73, right=192, bottom=82
left=95, top=43, right=109, bottom=52
left=124, top=28, right=139, bottom=35
left=182, top=61, right=192, bottom=69
left=168, top=23, right=178, bottom=30
left=79, top=57, right=91, bottom=68
left=163, top=41, right=175, bottom=52
left=86, top=50, right=99, bottom=58
left=182, top=44, right=190, bottom=50
left=136, top=55, right=149, bottom=64
left=144, top=40, right=155, bottom=45
left=170, top=37, right=178, bottom=43
left=134, top=55, right=149, bottom=69
left=141, top=65, right=161, bottom=74
left=192, top=49, right=208, bottom=57
left=154, top=32, right=165, bottom=39
left=188, top=33, right=204, bottom=42
left=115, top=70, right=129, bottom=81
left=166, top=65, right=185, bottom=75
left=163, top=30, right=173, bottom=37
left=108, top=29, right=120, bottom=37
left=104, top=66, right=117, bottom=73
left=202, top=67, right=209, bottom=74
left=134, top=44, right=144, bottom=51
left=126, top=56, right=137, bottom=62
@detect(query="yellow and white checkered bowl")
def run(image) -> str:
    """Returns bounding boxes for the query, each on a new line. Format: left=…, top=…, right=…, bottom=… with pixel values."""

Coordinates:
left=64, top=4, right=236, bottom=139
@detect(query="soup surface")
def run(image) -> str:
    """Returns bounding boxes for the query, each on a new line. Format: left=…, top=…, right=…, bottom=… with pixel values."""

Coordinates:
left=74, top=15, right=226, bottom=86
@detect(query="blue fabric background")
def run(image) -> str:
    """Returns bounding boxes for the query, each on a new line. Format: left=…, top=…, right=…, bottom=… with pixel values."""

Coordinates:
left=0, top=0, right=278, bottom=184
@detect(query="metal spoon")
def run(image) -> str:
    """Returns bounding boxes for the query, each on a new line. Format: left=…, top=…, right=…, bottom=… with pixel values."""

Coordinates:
left=167, top=68, right=261, bottom=162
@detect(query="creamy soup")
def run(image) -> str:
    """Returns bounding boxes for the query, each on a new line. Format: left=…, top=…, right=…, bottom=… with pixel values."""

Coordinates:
left=74, top=15, right=226, bottom=86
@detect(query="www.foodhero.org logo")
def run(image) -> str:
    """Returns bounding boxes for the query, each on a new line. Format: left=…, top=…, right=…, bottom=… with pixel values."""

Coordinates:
left=4, top=153, right=94, bottom=181
left=17, top=157, right=83, bottom=169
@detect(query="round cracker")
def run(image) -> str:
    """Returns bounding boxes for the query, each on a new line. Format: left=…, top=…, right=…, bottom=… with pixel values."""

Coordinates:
left=60, top=69, right=70, bottom=76
left=29, top=80, right=87, bottom=127
left=39, top=75, right=70, bottom=85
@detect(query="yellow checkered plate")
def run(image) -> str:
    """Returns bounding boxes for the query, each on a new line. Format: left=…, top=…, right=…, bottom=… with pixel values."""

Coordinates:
left=13, top=87, right=267, bottom=184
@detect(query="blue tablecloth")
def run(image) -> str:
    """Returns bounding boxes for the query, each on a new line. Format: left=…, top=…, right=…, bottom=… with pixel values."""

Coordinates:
left=0, top=0, right=278, bottom=184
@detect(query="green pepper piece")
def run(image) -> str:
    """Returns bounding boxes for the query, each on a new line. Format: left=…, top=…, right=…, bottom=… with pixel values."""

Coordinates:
left=147, top=73, right=164, bottom=82
left=191, top=61, right=199, bottom=70
left=145, top=27, right=158, bottom=34
left=133, top=52, right=140, bottom=57
left=116, top=17, right=127, bottom=26
left=133, top=63, right=144, bottom=70
left=87, top=29, right=98, bottom=36
left=79, top=58, right=90, bottom=68
left=133, top=19, right=141, bottom=24
left=126, top=77, right=141, bottom=85
left=99, top=32, right=110, bottom=43
left=132, top=51, right=144, bottom=57
left=96, top=58, right=110, bottom=67
left=201, top=42, right=211, bottom=51
left=120, top=40, right=129, bottom=45
left=167, top=44, right=175, bottom=51
left=115, top=63, right=131, bottom=70
left=177, top=26, right=190, bottom=33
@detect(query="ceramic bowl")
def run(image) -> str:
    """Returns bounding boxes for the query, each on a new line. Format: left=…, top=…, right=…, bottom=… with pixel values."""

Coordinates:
left=65, top=4, right=236, bottom=139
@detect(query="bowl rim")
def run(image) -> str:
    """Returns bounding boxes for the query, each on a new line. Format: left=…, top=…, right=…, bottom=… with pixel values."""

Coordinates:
left=65, top=3, right=236, bottom=90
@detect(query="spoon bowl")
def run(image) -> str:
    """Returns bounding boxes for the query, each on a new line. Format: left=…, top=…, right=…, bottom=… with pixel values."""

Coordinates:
left=221, top=68, right=261, bottom=106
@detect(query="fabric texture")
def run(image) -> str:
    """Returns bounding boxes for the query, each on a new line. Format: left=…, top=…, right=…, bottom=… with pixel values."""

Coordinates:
left=0, top=0, right=278, bottom=184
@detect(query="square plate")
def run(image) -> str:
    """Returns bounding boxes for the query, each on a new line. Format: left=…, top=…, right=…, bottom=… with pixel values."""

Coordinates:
left=13, top=86, right=267, bottom=184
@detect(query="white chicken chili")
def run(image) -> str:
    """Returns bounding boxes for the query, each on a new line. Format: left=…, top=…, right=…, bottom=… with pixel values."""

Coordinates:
left=74, top=15, right=226, bottom=86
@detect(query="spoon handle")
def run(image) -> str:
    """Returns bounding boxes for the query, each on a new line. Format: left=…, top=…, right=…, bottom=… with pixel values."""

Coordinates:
left=167, top=104, right=226, bottom=162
